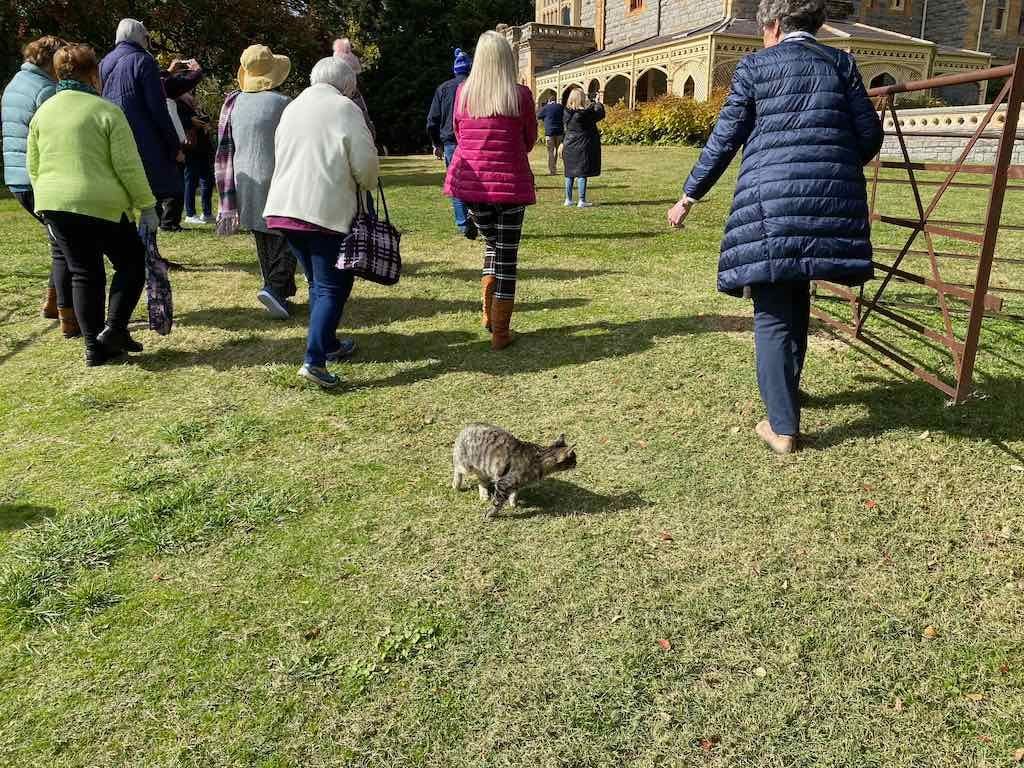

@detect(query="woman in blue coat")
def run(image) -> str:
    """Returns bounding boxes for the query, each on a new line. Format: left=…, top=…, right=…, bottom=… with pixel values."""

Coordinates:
left=1, top=35, right=77, bottom=333
left=100, top=19, right=182, bottom=224
left=668, top=0, right=882, bottom=454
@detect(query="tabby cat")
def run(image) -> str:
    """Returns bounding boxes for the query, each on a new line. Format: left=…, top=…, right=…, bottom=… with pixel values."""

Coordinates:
left=452, top=423, right=578, bottom=518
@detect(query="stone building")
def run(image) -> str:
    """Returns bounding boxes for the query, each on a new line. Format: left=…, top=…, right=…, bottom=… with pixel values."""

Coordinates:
left=511, top=0, right=1011, bottom=107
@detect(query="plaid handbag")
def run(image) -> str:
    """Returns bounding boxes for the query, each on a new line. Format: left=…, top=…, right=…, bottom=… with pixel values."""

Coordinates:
left=141, top=229, right=174, bottom=336
left=337, top=179, right=401, bottom=285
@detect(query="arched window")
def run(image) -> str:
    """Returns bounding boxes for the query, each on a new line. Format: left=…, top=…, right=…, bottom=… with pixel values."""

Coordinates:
left=562, top=6, right=571, bottom=25
left=870, top=72, right=897, bottom=89
left=683, top=76, right=696, bottom=99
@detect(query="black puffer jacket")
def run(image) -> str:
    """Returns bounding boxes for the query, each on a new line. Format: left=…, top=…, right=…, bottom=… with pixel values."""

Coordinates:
left=684, top=37, right=883, bottom=296
left=563, top=102, right=605, bottom=178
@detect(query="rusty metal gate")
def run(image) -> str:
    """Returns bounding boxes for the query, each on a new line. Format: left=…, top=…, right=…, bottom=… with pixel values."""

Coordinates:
left=810, top=50, right=1024, bottom=404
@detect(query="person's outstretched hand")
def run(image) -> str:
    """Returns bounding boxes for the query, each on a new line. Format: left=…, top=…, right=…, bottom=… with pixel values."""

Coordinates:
left=668, top=196, right=696, bottom=228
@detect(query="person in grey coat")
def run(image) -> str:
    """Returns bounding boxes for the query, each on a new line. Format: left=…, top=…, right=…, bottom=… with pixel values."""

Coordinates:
left=217, top=44, right=295, bottom=319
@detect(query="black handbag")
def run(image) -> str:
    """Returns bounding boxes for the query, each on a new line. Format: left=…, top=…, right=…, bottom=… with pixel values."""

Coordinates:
left=337, top=179, right=402, bottom=286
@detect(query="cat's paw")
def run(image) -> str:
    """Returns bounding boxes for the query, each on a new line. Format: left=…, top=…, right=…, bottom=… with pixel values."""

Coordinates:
left=478, top=485, right=491, bottom=501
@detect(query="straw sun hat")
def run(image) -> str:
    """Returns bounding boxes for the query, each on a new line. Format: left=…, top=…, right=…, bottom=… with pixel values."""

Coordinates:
left=237, top=44, right=291, bottom=93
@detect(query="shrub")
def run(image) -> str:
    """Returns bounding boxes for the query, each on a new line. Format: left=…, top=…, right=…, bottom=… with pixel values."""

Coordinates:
left=599, top=94, right=727, bottom=147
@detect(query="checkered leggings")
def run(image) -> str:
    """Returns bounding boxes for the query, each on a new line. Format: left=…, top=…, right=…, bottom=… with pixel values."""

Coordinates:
left=468, top=204, right=526, bottom=300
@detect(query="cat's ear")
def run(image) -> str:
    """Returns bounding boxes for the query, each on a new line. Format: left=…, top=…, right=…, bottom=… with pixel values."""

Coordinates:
left=553, top=433, right=567, bottom=448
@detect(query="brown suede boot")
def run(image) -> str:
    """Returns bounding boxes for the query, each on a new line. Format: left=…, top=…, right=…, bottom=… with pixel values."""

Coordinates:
left=481, top=275, right=497, bottom=331
left=58, top=307, right=81, bottom=339
left=490, top=298, right=515, bottom=350
left=42, top=286, right=58, bottom=319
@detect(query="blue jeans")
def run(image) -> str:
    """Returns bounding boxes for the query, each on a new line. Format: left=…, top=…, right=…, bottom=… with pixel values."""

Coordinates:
left=751, top=282, right=811, bottom=437
left=565, top=176, right=588, bottom=202
left=183, top=154, right=213, bottom=218
left=283, top=231, right=355, bottom=368
left=443, top=142, right=468, bottom=230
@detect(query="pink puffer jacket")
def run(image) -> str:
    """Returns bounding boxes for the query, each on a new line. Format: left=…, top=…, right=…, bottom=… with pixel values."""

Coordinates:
left=444, top=84, right=537, bottom=206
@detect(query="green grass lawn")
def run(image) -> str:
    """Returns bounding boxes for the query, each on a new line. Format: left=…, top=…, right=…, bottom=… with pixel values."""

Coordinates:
left=0, top=145, right=1022, bottom=767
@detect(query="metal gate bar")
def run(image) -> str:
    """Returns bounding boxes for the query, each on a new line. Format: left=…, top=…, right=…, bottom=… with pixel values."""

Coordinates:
left=810, top=50, right=1024, bottom=404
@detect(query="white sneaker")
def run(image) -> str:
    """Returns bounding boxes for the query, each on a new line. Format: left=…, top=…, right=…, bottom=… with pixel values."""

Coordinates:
left=563, top=199, right=574, bottom=207
left=183, top=215, right=205, bottom=225
left=577, top=200, right=594, bottom=208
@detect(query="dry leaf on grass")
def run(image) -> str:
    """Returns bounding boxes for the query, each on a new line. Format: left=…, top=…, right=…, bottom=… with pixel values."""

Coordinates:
left=893, top=697, right=904, bottom=713
left=964, top=692, right=985, bottom=702
left=658, top=530, right=674, bottom=542
left=698, top=736, right=720, bottom=752
left=754, top=666, right=768, bottom=678
left=303, top=627, right=321, bottom=641
left=922, top=625, right=939, bottom=640
left=657, top=638, right=672, bottom=651
left=865, top=499, right=878, bottom=510
left=1012, top=747, right=1024, bottom=763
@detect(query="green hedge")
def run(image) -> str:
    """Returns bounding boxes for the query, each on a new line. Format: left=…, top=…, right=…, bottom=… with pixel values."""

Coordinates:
left=599, top=95, right=727, bottom=146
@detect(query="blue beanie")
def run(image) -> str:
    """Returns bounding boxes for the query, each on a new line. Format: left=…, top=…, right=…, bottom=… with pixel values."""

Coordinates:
left=453, top=48, right=472, bottom=75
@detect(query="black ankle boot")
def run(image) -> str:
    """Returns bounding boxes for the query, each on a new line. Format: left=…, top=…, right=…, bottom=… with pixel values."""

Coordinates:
left=85, top=340, right=124, bottom=367
left=97, top=325, right=143, bottom=354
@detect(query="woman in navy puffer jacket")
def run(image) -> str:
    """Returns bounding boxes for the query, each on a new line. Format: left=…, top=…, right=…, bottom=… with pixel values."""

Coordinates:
left=668, top=0, right=882, bottom=454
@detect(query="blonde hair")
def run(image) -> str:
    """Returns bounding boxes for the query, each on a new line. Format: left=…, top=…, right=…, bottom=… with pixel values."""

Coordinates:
left=566, top=88, right=586, bottom=110
left=458, top=31, right=520, bottom=119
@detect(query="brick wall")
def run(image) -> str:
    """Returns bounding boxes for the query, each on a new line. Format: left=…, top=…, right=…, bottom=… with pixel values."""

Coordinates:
left=602, top=0, right=726, bottom=48
left=881, top=134, right=1024, bottom=164
left=852, top=0, right=921, bottom=36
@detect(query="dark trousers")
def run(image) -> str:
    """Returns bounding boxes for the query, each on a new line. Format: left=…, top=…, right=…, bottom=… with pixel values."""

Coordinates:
left=157, top=165, right=185, bottom=230
left=183, top=153, right=214, bottom=218
left=13, top=189, right=71, bottom=307
left=41, top=211, right=146, bottom=347
left=157, top=195, right=183, bottom=230
left=751, top=281, right=811, bottom=437
left=284, top=231, right=355, bottom=368
left=468, top=204, right=526, bottom=300
left=254, top=231, right=297, bottom=302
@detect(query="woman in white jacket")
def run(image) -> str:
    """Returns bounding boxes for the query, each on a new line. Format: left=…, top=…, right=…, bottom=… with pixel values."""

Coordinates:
left=264, top=57, right=379, bottom=389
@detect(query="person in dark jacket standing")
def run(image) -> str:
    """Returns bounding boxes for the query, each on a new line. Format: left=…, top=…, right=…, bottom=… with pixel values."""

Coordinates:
left=427, top=48, right=473, bottom=236
left=562, top=87, right=605, bottom=208
left=668, top=0, right=883, bottom=454
left=100, top=19, right=183, bottom=229
left=537, top=96, right=564, bottom=175
left=1, top=35, right=77, bottom=335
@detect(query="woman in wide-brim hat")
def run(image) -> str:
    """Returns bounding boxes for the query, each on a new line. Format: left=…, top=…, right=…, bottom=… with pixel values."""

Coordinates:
left=215, top=44, right=297, bottom=320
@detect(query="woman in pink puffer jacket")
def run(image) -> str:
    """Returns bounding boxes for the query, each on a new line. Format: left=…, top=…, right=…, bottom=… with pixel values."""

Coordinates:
left=444, top=31, right=537, bottom=350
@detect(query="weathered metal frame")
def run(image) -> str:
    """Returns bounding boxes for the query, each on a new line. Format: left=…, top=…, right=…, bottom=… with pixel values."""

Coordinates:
left=810, top=50, right=1024, bottom=404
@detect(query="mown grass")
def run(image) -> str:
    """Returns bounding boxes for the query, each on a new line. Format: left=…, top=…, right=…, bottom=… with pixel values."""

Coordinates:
left=0, top=145, right=1022, bottom=767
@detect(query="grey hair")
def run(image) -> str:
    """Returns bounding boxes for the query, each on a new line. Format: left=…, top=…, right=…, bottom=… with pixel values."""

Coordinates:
left=756, top=0, right=827, bottom=33
left=310, top=56, right=356, bottom=96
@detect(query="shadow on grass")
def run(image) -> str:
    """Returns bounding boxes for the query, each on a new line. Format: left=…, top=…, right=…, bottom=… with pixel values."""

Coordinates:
left=521, top=230, right=667, bottom=241
left=176, top=296, right=590, bottom=331
left=405, top=265, right=622, bottom=282
left=502, top=479, right=650, bottom=520
left=596, top=198, right=678, bottom=208
left=0, top=503, right=57, bottom=532
left=807, top=374, right=1024, bottom=454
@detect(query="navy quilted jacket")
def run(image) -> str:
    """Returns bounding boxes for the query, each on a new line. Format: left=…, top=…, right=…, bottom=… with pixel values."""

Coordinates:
left=100, top=41, right=181, bottom=198
left=684, top=38, right=883, bottom=297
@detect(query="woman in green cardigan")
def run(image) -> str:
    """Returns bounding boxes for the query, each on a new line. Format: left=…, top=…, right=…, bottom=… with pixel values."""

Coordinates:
left=28, top=44, right=159, bottom=367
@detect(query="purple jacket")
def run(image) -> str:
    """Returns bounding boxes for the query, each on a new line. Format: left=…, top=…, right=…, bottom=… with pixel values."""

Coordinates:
left=100, top=41, right=180, bottom=198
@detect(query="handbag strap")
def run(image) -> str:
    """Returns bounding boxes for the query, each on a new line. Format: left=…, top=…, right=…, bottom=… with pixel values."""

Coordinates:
left=376, top=178, right=391, bottom=224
